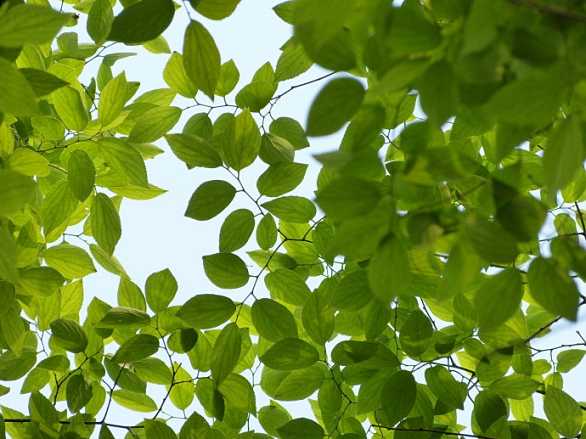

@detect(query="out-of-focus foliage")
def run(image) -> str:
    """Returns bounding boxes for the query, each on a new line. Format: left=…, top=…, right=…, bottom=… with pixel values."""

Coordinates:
left=0, top=0, right=586, bottom=438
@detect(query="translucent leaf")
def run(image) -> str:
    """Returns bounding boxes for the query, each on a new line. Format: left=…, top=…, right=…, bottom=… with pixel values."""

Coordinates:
left=277, top=418, right=324, bottom=439
left=99, top=73, right=128, bottom=126
left=0, top=4, right=68, bottom=47
left=177, top=294, right=236, bottom=329
left=211, top=323, right=241, bottom=383
left=219, top=209, right=255, bottom=252
left=43, top=243, right=96, bottom=279
left=262, top=196, right=315, bottom=223
left=112, top=389, right=157, bottom=412
left=90, top=193, right=122, bottom=255
left=145, top=420, right=177, bottom=439
left=557, top=349, right=586, bottom=373
left=165, top=133, right=222, bottom=169
left=96, top=307, right=151, bottom=328
left=19, top=68, right=68, bottom=97
left=108, top=0, right=175, bottom=44
left=112, top=334, right=159, bottom=363
left=316, top=177, right=381, bottom=220
left=66, top=374, right=92, bottom=413
left=257, top=162, right=308, bottom=197
left=380, top=370, right=416, bottom=426
left=260, top=338, right=319, bottom=370
left=145, top=268, right=177, bottom=312
left=51, top=86, right=89, bottom=131
left=256, top=214, right=278, bottom=250
left=128, top=106, right=182, bottom=143
left=67, top=150, right=95, bottom=201
left=183, top=20, right=221, bottom=99
left=0, top=58, right=38, bottom=116
left=163, top=52, right=198, bottom=98
left=474, top=268, right=523, bottom=330
left=543, top=386, right=582, bottom=437
left=203, top=253, right=249, bottom=289
left=50, top=319, right=88, bottom=353
left=425, top=366, right=467, bottom=410
left=216, top=60, right=240, bottom=96
left=223, top=110, right=261, bottom=171
left=191, top=0, right=241, bottom=20
left=251, top=298, right=297, bottom=342
left=87, top=0, right=113, bottom=44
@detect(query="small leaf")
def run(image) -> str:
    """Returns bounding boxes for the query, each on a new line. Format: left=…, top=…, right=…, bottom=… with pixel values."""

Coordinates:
left=219, top=209, right=255, bottom=252
left=211, top=323, right=241, bottom=383
left=183, top=20, right=221, bottom=99
left=257, top=162, right=308, bottom=197
left=112, top=334, right=159, bottom=363
left=108, top=0, right=175, bottom=44
left=50, top=319, right=88, bottom=353
left=265, top=269, right=311, bottom=306
left=251, top=298, right=297, bottom=342
left=277, top=418, right=324, bottom=439
left=203, top=253, right=249, bottom=289
left=177, top=294, right=236, bottom=329
left=260, top=338, right=319, bottom=370
left=262, top=196, right=316, bottom=223
left=91, top=193, right=121, bottom=255
left=185, top=180, right=236, bottom=221
left=165, top=133, right=222, bottom=169
left=163, top=52, right=197, bottom=98
left=145, top=268, right=178, bottom=313
left=306, top=78, right=365, bottom=136
left=67, top=150, right=95, bottom=201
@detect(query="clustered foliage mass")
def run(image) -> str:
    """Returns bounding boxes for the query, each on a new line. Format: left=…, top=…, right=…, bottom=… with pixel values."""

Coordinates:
left=0, top=0, right=586, bottom=438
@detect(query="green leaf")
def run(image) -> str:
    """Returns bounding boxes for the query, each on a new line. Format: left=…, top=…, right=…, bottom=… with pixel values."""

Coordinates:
left=262, top=196, right=315, bottom=223
left=164, top=52, right=198, bottom=98
left=43, top=243, right=96, bottom=279
left=257, top=214, right=278, bottom=250
left=265, top=269, right=311, bottom=306
left=368, top=238, right=412, bottom=302
left=275, top=38, right=312, bottom=82
left=398, top=310, right=433, bottom=357
left=472, top=391, right=508, bottom=433
left=50, top=319, right=88, bottom=353
left=223, top=109, right=261, bottom=171
left=316, top=177, right=381, bottom=220
left=528, top=257, right=579, bottom=321
left=216, top=60, right=240, bottom=96
left=97, top=307, right=151, bottom=328
left=544, top=116, right=585, bottom=194
left=145, top=420, right=177, bottom=439
left=112, top=334, right=159, bottom=363
left=261, top=363, right=326, bottom=401
left=133, top=358, right=172, bottom=384
left=425, top=366, right=467, bottom=410
left=0, top=170, right=35, bottom=216
left=7, top=148, right=49, bottom=177
left=306, top=78, right=365, bottom=136
left=251, top=298, right=297, bottom=342
left=183, top=20, right=221, bottom=99
left=302, top=293, right=334, bottom=345
left=0, top=4, right=68, bottom=47
left=381, top=370, right=417, bottom=426
left=99, top=73, right=128, bottom=126
left=270, top=117, right=309, bottom=150
left=177, top=294, right=236, bottom=329
left=129, top=106, right=182, bottom=143
left=490, top=375, right=540, bottom=400
left=259, top=402, right=292, bottom=436
left=417, top=61, right=458, bottom=127
left=146, top=268, right=177, bottom=312
left=0, top=58, right=38, bottom=116
left=66, top=374, right=92, bottom=413
left=277, top=418, right=324, bottom=439
left=91, top=193, right=122, bottom=255
left=118, top=278, right=146, bottom=311
left=18, top=267, right=64, bottom=297
left=87, top=0, right=114, bottom=44
left=465, top=218, right=519, bottom=264
left=260, top=338, right=319, bottom=370
left=211, top=323, right=241, bottom=383
left=51, top=86, right=89, bottom=131
left=543, top=386, right=582, bottom=437
left=474, top=268, right=523, bottom=330
left=333, top=269, right=372, bottom=311
left=185, top=180, right=236, bottom=221
left=257, top=162, right=308, bottom=197
left=191, top=0, right=241, bottom=20
left=19, top=69, right=68, bottom=97
left=29, top=392, right=58, bottom=426
left=203, top=253, right=249, bottom=289
left=218, top=373, right=255, bottom=413
left=0, top=226, right=18, bottom=283
left=235, top=62, right=277, bottom=112
left=112, top=389, right=157, bottom=412
left=219, top=209, right=255, bottom=252
left=557, top=349, right=586, bottom=373
left=68, top=150, right=96, bottom=201
left=108, top=0, right=175, bottom=44
left=165, top=133, right=222, bottom=169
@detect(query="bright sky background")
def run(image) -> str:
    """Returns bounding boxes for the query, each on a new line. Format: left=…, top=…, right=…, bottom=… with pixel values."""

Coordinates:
left=9, top=0, right=586, bottom=436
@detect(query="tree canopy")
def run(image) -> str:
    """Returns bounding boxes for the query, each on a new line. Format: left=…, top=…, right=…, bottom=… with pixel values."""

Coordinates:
left=0, top=0, right=586, bottom=438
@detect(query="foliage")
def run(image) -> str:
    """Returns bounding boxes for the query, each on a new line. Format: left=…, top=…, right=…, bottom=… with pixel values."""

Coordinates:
left=0, top=0, right=586, bottom=438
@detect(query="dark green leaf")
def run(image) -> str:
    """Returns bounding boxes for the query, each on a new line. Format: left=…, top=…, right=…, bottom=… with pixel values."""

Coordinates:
left=260, top=338, right=319, bottom=370
left=203, top=253, right=249, bottom=289
left=185, top=180, right=236, bottom=221
left=112, top=334, right=159, bottom=363
left=50, top=319, right=88, bottom=353
left=108, top=0, right=175, bottom=44
left=257, top=162, right=308, bottom=197
left=90, top=193, right=121, bottom=255
left=251, top=298, right=297, bottom=342
left=219, top=209, right=255, bottom=252
left=177, top=294, right=236, bottom=329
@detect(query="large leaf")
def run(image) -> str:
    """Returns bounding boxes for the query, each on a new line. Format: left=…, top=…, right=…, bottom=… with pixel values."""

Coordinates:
left=145, top=268, right=177, bottom=312
left=0, top=5, right=68, bottom=47
left=165, top=133, right=222, bottom=169
left=0, top=170, right=36, bottom=216
left=108, top=0, right=175, bottom=44
left=474, top=268, right=523, bottom=330
left=99, top=137, right=148, bottom=187
left=190, top=0, right=241, bottom=20
left=257, top=162, right=308, bottom=197
left=67, top=150, right=95, bottom=201
left=262, top=196, right=316, bottom=223
left=277, top=418, right=324, bottom=439
left=0, top=58, right=38, bottom=116
left=43, top=243, right=96, bottom=279
left=219, top=209, right=255, bottom=252
left=50, top=319, right=88, bottom=353
left=211, top=323, right=241, bottom=383
left=251, top=298, right=297, bottom=342
left=112, top=334, right=159, bottom=363
left=223, top=109, right=262, bottom=171
left=380, top=370, right=417, bottom=426
left=87, top=0, right=113, bottom=44
left=98, top=73, right=128, bottom=126
left=543, top=386, right=582, bottom=437
left=164, top=52, right=198, bottom=98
